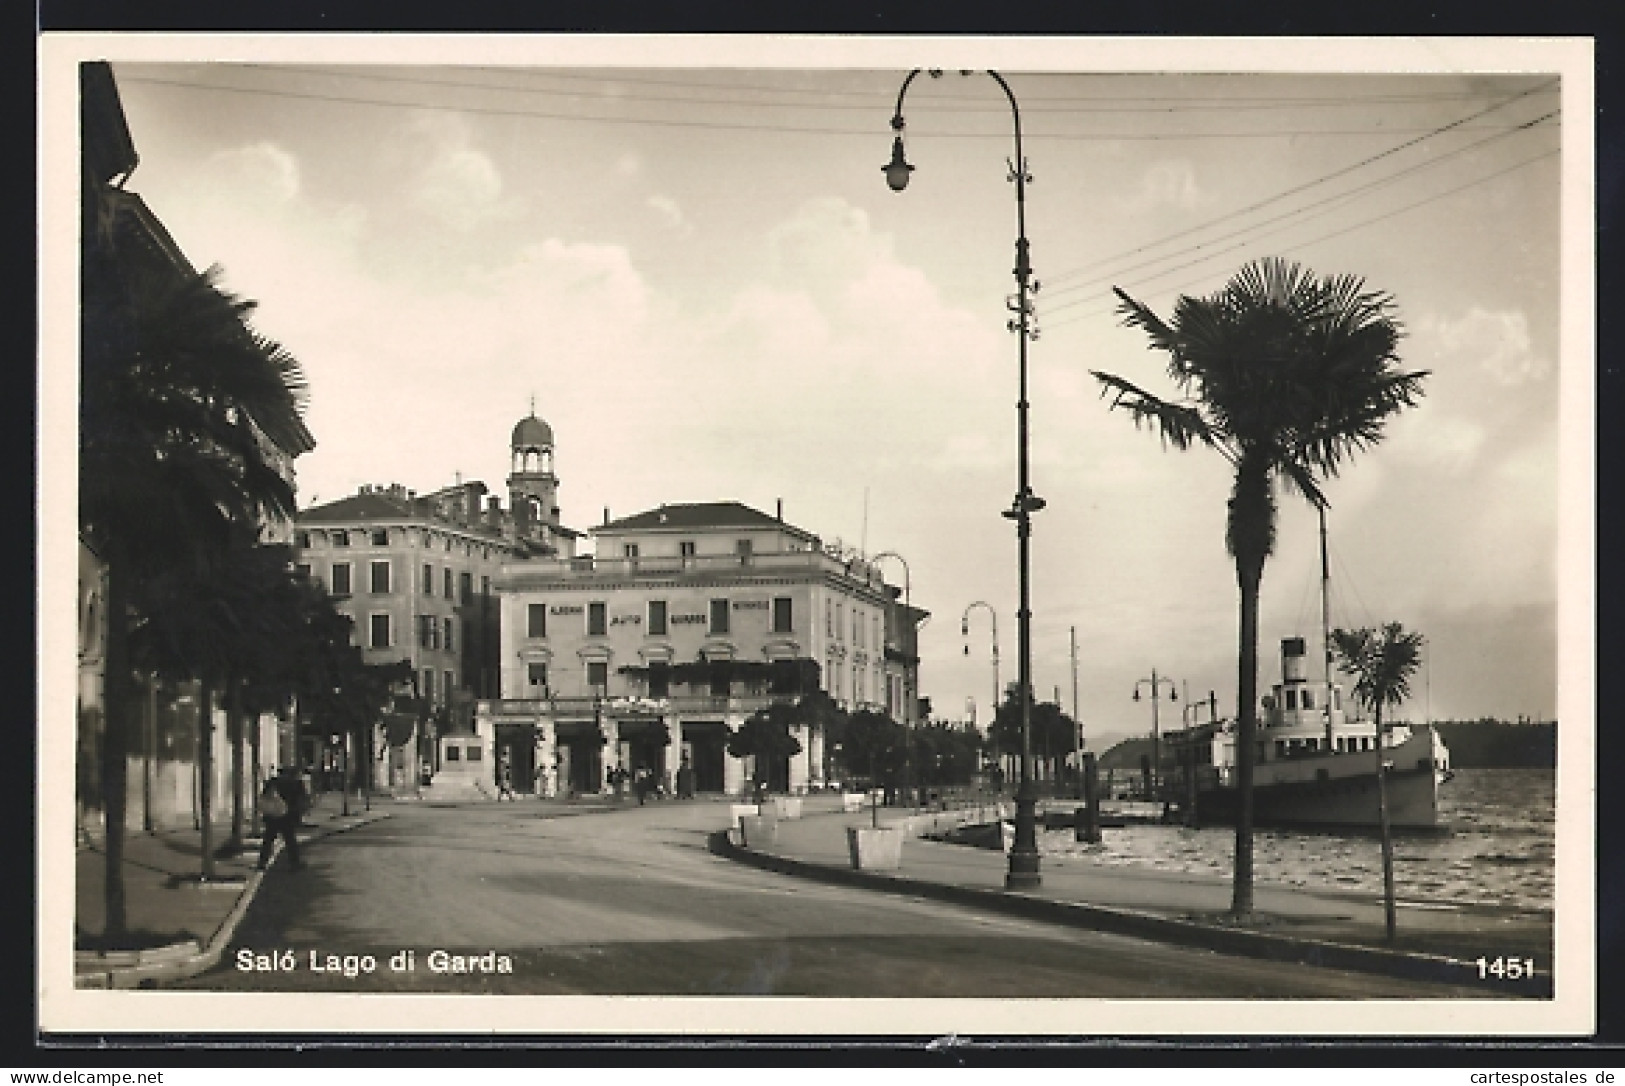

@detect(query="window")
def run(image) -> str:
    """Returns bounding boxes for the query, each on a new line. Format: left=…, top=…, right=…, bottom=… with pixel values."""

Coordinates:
left=332, top=530, right=349, bottom=547
left=854, top=609, right=862, bottom=647
left=371, top=528, right=388, bottom=546
left=445, top=744, right=460, bottom=762
left=465, top=745, right=482, bottom=762
left=648, top=600, right=667, bottom=635
left=444, top=669, right=454, bottom=696
left=423, top=563, right=434, bottom=594
left=736, top=538, right=753, bottom=565
left=295, top=531, right=310, bottom=548
left=588, top=602, right=607, bottom=636
left=1284, top=689, right=1297, bottom=710
left=825, top=599, right=833, bottom=637
left=527, top=663, right=548, bottom=688
left=680, top=540, right=696, bottom=563
left=331, top=562, right=352, bottom=596
left=1302, top=690, right=1315, bottom=711
left=527, top=604, right=547, bottom=638
left=419, top=615, right=433, bottom=649
left=295, top=562, right=311, bottom=581
left=422, top=668, right=434, bottom=699
left=587, top=661, right=608, bottom=690
left=444, top=567, right=454, bottom=600
left=648, top=662, right=670, bottom=699
left=370, top=560, right=391, bottom=594
left=836, top=603, right=844, bottom=641
left=370, top=613, right=391, bottom=648
left=624, top=543, right=640, bottom=559
left=460, top=571, right=472, bottom=604
left=710, top=599, right=730, bottom=635
left=444, top=617, right=455, bottom=652
left=773, top=597, right=793, bottom=634
left=709, top=661, right=730, bottom=697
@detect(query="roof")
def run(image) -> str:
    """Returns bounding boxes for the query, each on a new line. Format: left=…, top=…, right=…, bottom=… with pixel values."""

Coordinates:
left=298, top=491, right=418, bottom=523
left=596, top=501, right=816, bottom=540
left=512, top=413, right=554, bottom=449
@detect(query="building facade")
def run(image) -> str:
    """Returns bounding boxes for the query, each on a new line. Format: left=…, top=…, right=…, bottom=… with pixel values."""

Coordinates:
left=291, top=412, right=582, bottom=789
left=478, top=501, right=927, bottom=797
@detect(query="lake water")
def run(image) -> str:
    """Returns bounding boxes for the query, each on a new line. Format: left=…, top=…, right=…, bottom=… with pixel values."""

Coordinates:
left=1040, top=767, right=1555, bottom=913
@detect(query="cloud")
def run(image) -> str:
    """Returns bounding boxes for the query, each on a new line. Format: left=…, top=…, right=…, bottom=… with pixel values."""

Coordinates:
left=398, top=112, right=514, bottom=230
left=203, top=141, right=300, bottom=204
left=646, top=194, right=692, bottom=236
left=1423, top=306, right=1551, bottom=386
left=1121, top=160, right=1206, bottom=213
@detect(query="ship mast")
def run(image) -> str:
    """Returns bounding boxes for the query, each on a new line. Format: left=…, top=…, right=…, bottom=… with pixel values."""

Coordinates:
left=1320, top=504, right=1335, bottom=752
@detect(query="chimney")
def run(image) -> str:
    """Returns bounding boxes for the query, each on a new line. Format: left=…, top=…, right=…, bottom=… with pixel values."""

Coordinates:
left=776, top=498, right=783, bottom=522
left=603, top=506, right=610, bottom=526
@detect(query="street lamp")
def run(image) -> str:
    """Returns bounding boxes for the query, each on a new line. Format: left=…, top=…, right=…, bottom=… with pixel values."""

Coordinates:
left=891, top=68, right=1044, bottom=890
left=871, top=550, right=916, bottom=805
left=961, top=600, right=1000, bottom=725
left=1132, top=670, right=1178, bottom=805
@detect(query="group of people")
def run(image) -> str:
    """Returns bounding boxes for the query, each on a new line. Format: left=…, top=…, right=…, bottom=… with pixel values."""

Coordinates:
left=605, top=757, right=698, bottom=804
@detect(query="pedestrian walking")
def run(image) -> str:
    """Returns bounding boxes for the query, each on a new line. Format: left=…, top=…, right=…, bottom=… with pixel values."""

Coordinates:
left=676, top=756, right=695, bottom=800
left=257, top=766, right=309, bottom=871
left=497, top=757, right=517, bottom=801
left=633, top=764, right=653, bottom=806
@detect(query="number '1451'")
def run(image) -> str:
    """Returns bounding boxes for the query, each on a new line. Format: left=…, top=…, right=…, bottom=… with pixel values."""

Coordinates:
left=1475, top=956, right=1536, bottom=980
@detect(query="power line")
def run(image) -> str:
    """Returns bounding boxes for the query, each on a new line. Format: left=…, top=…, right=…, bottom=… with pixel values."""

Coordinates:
left=118, top=73, right=1556, bottom=143
left=232, top=62, right=1558, bottom=116
left=1041, top=78, right=1558, bottom=288
left=1042, top=112, right=1558, bottom=308
left=1040, top=147, right=1558, bottom=334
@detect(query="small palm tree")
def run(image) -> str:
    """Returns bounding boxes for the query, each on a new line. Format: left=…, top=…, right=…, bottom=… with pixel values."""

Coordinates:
left=1095, top=257, right=1426, bottom=917
left=1331, top=622, right=1426, bottom=943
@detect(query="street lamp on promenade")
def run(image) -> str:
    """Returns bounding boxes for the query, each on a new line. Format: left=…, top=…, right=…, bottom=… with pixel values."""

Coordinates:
left=1132, top=670, right=1179, bottom=804
left=961, top=599, right=1000, bottom=726
left=871, top=550, right=916, bottom=804
left=890, top=68, right=1044, bottom=890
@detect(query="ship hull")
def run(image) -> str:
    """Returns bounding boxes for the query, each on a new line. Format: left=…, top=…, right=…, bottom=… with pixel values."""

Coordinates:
left=1195, top=728, right=1443, bottom=831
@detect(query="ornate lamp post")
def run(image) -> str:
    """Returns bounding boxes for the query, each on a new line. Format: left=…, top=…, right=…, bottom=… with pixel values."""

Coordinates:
left=890, top=68, right=1044, bottom=890
left=1132, top=670, right=1179, bottom=804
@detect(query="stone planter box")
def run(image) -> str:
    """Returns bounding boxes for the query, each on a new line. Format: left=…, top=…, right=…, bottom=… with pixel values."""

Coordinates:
left=768, top=796, right=803, bottom=820
left=841, top=792, right=866, bottom=813
left=739, top=814, right=778, bottom=851
left=846, top=825, right=904, bottom=871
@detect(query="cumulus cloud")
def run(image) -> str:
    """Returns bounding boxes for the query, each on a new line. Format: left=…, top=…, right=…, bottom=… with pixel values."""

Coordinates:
left=1423, top=306, right=1551, bottom=386
left=398, top=112, right=514, bottom=230
left=203, top=141, right=300, bottom=204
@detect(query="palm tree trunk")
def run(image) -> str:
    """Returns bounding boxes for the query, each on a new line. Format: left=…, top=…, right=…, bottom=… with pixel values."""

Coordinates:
left=1232, top=554, right=1262, bottom=917
left=197, top=675, right=216, bottom=881
left=1374, top=706, right=1397, bottom=942
left=99, top=559, right=131, bottom=938
left=224, top=677, right=245, bottom=853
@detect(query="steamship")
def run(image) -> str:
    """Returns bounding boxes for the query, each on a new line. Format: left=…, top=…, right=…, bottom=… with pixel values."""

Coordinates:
left=1169, top=635, right=1452, bottom=831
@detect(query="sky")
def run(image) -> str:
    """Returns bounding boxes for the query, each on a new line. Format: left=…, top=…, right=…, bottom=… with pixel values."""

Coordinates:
left=80, top=38, right=1582, bottom=750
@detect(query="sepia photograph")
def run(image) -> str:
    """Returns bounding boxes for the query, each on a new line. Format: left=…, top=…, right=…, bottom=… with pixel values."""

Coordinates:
left=39, top=34, right=1594, bottom=1037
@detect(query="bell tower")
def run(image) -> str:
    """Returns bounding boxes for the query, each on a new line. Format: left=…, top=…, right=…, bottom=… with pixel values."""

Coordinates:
left=508, top=400, right=559, bottom=540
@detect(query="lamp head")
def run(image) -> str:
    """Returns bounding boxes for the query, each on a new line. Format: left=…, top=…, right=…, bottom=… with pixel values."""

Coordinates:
left=1171, top=687, right=1179, bottom=701
left=883, top=136, right=914, bottom=192
left=1133, top=688, right=1141, bottom=702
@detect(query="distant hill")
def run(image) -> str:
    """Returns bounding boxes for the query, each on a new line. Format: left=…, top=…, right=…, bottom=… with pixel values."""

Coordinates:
left=1432, top=719, right=1555, bottom=768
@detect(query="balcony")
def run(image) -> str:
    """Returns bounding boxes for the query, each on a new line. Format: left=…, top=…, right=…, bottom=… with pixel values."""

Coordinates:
left=484, top=691, right=801, bottom=718
left=498, top=548, right=895, bottom=589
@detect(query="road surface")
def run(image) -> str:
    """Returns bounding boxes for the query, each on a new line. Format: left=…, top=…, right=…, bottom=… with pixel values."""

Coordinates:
left=176, top=798, right=1492, bottom=998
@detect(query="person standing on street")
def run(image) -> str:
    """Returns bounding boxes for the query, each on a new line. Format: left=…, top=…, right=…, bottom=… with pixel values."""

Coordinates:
left=257, top=766, right=309, bottom=871
left=497, top=757, right=517, bottom=801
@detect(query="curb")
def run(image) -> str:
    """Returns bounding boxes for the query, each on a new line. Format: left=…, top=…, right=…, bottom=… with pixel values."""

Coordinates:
left=75, top=810, right=392, bottom=990
left=707, top=830, right=1552, bottom=999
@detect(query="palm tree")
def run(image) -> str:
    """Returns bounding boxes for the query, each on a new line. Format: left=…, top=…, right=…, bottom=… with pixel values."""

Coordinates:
left=81, top=259, right=309, bottom=934
left=1331, top=622, right=1426, bottom=943
left=1094, top=257, right=1426, bottom=917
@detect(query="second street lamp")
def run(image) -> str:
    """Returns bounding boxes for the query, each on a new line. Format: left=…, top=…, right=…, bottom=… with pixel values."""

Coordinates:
left=888, top=68, right=1044, bottom=890
left=1132, top=670, right=1179, bottom=807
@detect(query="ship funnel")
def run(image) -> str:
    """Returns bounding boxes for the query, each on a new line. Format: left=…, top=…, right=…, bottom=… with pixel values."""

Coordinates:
left=1281, top=636, right=1308, bottom=683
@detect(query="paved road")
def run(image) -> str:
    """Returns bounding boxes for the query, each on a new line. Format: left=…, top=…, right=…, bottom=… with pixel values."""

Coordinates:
left=177, top=799, right=1492, bottom=998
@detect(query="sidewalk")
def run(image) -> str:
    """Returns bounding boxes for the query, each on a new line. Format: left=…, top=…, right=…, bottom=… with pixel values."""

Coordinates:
left=718, top=799, right=1555, bottom=997
left=73, top=790, right=390, bottom=989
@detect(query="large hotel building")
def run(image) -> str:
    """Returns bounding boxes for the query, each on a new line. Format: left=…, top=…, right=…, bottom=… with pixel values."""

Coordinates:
left=294, top=410, right=925, bottom=798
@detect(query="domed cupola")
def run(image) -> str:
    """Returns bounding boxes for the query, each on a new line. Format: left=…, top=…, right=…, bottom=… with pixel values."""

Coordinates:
left=508, top=402, right=560, bottom=539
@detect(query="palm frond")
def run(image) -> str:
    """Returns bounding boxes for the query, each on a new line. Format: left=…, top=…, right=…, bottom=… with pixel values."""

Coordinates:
left=1091, top=370, right=1225, bottom=457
